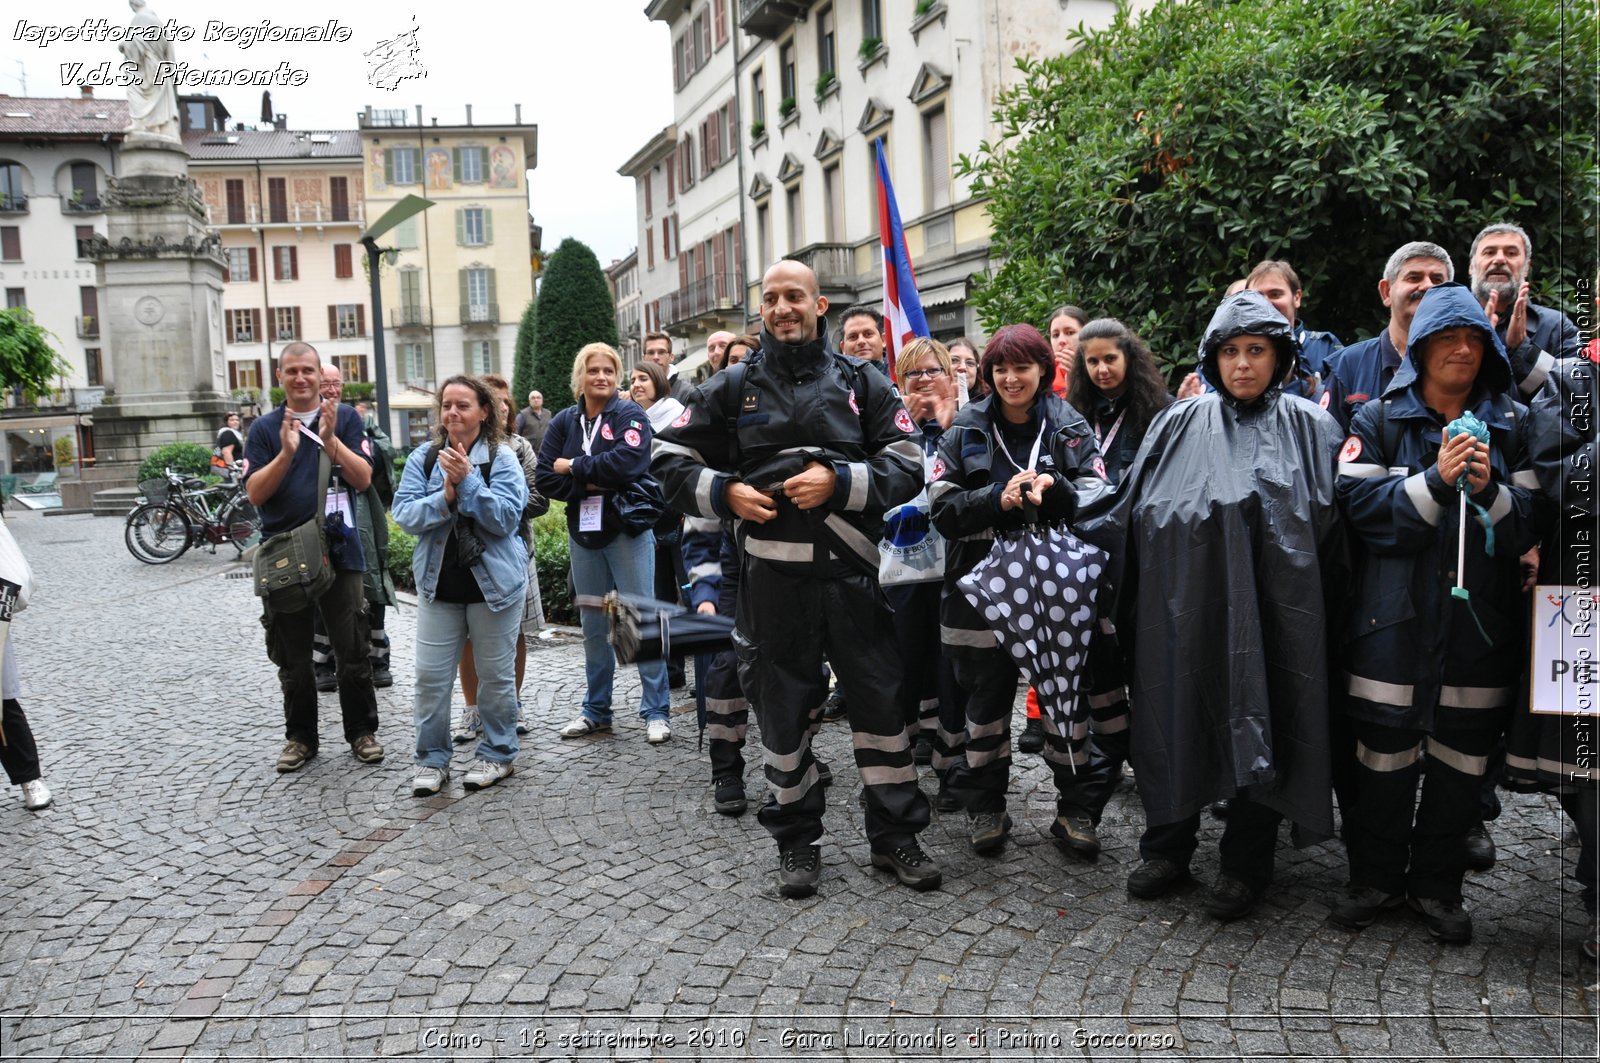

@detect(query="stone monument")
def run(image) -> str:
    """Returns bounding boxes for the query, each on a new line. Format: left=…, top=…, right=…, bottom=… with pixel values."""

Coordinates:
left=85, top=0, right=230, bottom=490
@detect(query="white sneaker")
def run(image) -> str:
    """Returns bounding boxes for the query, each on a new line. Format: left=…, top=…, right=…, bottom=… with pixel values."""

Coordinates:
left=411, top=766, right=448, bottom=796
left=463, top=759, right=514, bottom=791
left=21, top=779, right=50, bottom=810
left=514, top=700, right=530, bottom=736
left=452, top=705, right=480, bottom=745
left=647, top=719, right=672, bottom=745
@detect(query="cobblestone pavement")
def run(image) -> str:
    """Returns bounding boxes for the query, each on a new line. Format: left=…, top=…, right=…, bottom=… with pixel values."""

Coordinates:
left=0, top=510, right=1595, bottom=1060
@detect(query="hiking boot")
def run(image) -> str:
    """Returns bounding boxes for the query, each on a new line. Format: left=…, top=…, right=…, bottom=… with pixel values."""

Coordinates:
left=558, top=715, right=612, bottom=738
left=1204, top=876, right=1261, bottom=922
left=969, top=811, right=1013, bottom=855
left=453, top=706, right=481, bottom=745
left=871, top=840, right=943, bottom=891
left=713, top=775, right=748, bottom=816
left=275, top=740, right=314, bottom=774
left=647, top=719, right=672, bottom=744
left=1127, top=859, right=1190, bottom=899
left=370, top=665, right=394, bottom=689
left=20, top=779, right=51, bottom=811
left=1017, top=716, right=1045, bottom=754
left=1328, top=886, right=1404, bottom=930
left=462, top=759, right=514, bottom=791
left=1409, top=896, right=1472, bottom=944
left=1050, top=810, right=1102, bottom=859
left=815, top=758, right=833, bottom=787
left=412, top=766, right=448, bottom=796
left=822, top=690, right=847, bottom=721
left=514, top=701, right=530, bottom=736
left=314, top=668, right=337, bottom=693
left=933, top=777, right=961, bottom=813
left=912, top=731, right=934, bottom=765
left=350, top=734, right=384, bottom=763
left=1463, top=822, right=1496, bottom=871
left=778, top=844, right=821, bottom=898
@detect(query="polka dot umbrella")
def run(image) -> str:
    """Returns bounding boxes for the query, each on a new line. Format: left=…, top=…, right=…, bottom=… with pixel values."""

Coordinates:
left=956, top=525, right=1111, bottom=757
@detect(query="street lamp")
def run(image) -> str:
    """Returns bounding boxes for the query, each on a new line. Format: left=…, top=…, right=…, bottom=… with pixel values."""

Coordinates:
left=362, top=194, right=434, bottom=438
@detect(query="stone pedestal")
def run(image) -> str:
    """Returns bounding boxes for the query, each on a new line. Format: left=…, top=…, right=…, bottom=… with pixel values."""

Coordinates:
left=86, top=138, right=230, bottom=474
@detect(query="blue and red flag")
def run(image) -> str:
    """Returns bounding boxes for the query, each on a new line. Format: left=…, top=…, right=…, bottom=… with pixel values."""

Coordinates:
left=874, top=138, right=929, bottom=371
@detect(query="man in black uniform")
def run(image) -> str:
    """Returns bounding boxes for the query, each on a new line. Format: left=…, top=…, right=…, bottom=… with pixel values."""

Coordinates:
left=653, top=259, right=938, bottom=898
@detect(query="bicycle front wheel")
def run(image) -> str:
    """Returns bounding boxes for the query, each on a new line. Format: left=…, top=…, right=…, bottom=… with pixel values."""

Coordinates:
left=125, top=503, right=193, bottom=564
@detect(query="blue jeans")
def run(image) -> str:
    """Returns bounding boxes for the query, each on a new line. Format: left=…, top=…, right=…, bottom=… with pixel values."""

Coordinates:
left=414, top=598, right=520, bottom=768
left=569, top=531, right=671, bottom=725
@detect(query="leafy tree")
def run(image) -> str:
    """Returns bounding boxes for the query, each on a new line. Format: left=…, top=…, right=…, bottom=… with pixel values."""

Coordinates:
left=531, top=238, right=618, bottom=413
left=0, top=308, right=68, bottom=397
left=511, top=297, right=538, bottom=410
left=960, top=0, right=1598, bottom=375
left=137, top=443, right=213, bottom=485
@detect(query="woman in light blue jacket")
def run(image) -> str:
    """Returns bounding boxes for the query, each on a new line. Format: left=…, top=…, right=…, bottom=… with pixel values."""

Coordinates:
left=392, top=374, right=528, bottom=797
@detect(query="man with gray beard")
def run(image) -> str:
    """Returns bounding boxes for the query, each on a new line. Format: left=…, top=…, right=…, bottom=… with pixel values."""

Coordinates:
left=1468, top=222, right=1582, bottom=400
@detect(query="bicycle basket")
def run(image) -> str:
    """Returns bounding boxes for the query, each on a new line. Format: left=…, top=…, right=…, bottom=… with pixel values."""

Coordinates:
left=138, top=478, right=170, bottom=503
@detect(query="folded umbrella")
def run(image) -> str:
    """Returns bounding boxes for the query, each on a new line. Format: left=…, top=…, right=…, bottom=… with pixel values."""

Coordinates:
left=576, top=590, right=736, bottom=664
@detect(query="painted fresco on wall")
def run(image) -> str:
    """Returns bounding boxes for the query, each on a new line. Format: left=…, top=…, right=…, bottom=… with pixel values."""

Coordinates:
left=426, top=148, right=452, bottom=191
left=489, top=146, right=518, bottom=189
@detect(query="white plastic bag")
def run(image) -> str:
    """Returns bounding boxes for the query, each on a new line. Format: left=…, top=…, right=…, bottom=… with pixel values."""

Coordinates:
left=0, top=517, right=34, bottom=614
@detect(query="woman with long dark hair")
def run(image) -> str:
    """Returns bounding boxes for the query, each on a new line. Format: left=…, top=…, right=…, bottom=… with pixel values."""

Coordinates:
left=1067, top=319, right=1172, bottom=486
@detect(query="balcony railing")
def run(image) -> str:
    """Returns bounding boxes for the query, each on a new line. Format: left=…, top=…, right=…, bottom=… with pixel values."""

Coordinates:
left=460, top=303, right=499, bottom=326
left=738, top=0, right=813, bottom=39
left=0, top=194, right=27, bottom=214
left=210, top=201, right=363, bottom=227
left=76, top=315, right=99, bottom=339
left=788, top=242, right=855, bottom=288
left=658, top=273, right=744, bottom=330
left=392, top=306, right=431, bottom=328
left=62, top=195, right=102, bottom=214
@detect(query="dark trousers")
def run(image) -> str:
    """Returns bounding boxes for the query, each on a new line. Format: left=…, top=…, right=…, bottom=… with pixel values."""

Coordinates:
left=0, top=698, right=40, bottom=785
left=887, top=582, right=948, bottom=735
left=950, top=648, right=1097, bottom=816
left=1560, top=788, right=1599, bottom=915
left=1058, top=624, right=1131, bottom=822
left=264, top=569, right=379, bottom=752
left=654, top=530, right=686, bottom=686
left=314, top=602, right=390, bottom=674
left=1345, top=715, right=1505, bottom=903
left=1140, top=796, right=1284, bottom=891
left=736, top=559, right=929, bottom=851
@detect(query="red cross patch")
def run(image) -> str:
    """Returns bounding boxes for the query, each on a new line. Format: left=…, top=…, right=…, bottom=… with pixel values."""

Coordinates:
left=361, top=438, right=372, bottom=457
left=931, top=456, right=946, bottom=480
left=848, top=390, right=860, bottom=415
left=893, top=408, right=914, bottom=433
left=601, top=423, right=614, bottom=441
left=1319, top=390, right=1331, bottom=410
left=671, top=409, right=692, bottom=428
left=1339, top=436, right=1362, bottom=463
left=1092, top=457, right=1107, bottom=480
left=623, top=428, right=642, bottom=448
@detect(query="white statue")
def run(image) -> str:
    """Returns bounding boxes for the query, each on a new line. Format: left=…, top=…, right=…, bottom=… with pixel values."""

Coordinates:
left=120, top=0, right=179, bottom=141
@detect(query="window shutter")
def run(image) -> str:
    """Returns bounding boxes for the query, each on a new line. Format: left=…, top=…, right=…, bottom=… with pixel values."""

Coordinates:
left=476, top=148, right=488, bottom=180
left=489, top=339, right=501, bottom=374
left=647, top=229, right=654, bottom=269
left=293, top=307, right=302, bottom=338
left=731, top=222, right=743, bottom=288
left=289, top=246, right=299, bottom=279
left=356, top=305, right=365, bottom=337
left=455, top=208, right=465, bottom=246
left=679, top=253, right=688, bottom=290
left=667, top=163, right=675, bottom=202
left=725, top=100, right=738, bottom=157
left=714, top=0, right=727, bottom=47
left=383, top=151, right=394, bottom=186
left=228, top=361, right=239, bottom=389
left=248, top=247, right=258, bottom=281
left=452, top=148, right=463, bottom=182
left=458, top=269, right=470, bottom=309
left=424, top=342, right=435, bottom=384
left=358, top=354, right=369, bottom=380
left=713, top=232, right=726, bottom=285
left=486, top=269, right=497, bottom=307
left=483, top=210, right=493, bottom=245
left=334, top=244, right=352, bottom=278
left=328, top=305, right=338, bottom=338
left=252, top=308, right=261, bottom=339
left=273, top=248, right=283, bottom=280
left=223, top=259, right=231, bottom=283
left=644, top=177, right=652, bottom=218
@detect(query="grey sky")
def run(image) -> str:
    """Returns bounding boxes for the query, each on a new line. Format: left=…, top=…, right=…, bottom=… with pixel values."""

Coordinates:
left=1, top=0, right=670, bottom=265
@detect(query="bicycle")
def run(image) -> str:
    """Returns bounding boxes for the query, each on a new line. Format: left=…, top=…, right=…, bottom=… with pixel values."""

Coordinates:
left=124, top=467, right=262, bottom=564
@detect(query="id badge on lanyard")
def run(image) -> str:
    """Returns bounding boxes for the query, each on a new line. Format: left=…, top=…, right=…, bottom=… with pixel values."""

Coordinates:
left=297, top=421, right=350, bottom=522
left=577, top=412, right=605, bottom=531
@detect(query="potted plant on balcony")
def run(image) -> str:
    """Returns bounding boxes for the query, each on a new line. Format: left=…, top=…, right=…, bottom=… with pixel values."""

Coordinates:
left=814, top=70, right=837, bottom=101
left=751, top=118, right=767, bottom=142
left=858, top=36, right=884, bottom=62
left=778, top=95, right=797, bottom=120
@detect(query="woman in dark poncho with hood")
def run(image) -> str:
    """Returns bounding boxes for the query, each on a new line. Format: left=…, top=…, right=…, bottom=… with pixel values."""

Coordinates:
left=1077, top=290, right=1345, bottom=923
left=1330, top=283, right=1542, bottom=945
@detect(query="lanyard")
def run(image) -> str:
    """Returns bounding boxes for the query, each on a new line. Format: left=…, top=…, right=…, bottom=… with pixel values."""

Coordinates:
left=994, top=418, right=1047, bottom=475
left=578, top=413, right=603, bottom=456
left=1094, top=409, right=1126, bottom=455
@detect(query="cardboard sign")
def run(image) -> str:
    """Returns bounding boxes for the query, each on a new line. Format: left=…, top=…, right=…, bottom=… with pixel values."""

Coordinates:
left=1530, top=585, right=1600, bottom=716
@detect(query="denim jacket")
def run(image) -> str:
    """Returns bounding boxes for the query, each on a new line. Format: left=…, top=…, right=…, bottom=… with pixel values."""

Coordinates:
left=392, top=436, right=529, bottom=611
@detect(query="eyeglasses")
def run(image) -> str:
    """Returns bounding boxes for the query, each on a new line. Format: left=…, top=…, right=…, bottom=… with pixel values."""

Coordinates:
left=902, top=367, right=947, bottom=380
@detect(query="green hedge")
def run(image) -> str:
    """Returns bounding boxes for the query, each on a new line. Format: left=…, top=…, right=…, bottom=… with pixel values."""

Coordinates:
left=267, top=382, right=375, bottom=406
left=137, top=442, right=214, bottom=485
left=386, top=502, right=575, bottom=626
